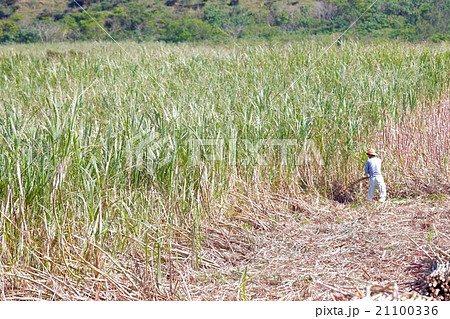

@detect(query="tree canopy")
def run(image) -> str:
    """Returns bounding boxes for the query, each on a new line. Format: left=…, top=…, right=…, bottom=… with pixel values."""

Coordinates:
left=0, top=0, right=448, bottom=43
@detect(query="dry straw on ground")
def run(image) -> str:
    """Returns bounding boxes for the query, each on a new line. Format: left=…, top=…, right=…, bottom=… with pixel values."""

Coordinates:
left=2, top=189, right=448, bottom=300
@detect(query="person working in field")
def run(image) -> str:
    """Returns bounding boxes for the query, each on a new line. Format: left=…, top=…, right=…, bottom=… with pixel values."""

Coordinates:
left=365, top=148, right=387, bottom=202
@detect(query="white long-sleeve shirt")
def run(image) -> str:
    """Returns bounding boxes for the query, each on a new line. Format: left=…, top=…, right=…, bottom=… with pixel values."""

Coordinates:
left=365, top=157, right=382, bottom=177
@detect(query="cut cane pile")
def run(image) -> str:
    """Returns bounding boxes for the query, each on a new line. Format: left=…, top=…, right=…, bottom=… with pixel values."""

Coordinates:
left=424, top=261, right=450, bottom=300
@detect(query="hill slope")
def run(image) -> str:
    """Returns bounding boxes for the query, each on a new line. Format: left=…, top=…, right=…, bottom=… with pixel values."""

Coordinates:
left=1, top=1, right=449, bottom=44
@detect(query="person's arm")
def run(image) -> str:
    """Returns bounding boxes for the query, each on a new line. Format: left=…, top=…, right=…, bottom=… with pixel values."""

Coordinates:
left=365, top=161, right=369, bottom=175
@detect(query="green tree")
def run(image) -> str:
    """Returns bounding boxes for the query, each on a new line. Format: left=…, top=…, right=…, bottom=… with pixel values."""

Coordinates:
left=0, top=0, right=18, bottom=18
left=0, top=20, right=18, bottom=42
left=161, top=18, right=222, bottom=42
left=204, top=3, right=230, bottom=27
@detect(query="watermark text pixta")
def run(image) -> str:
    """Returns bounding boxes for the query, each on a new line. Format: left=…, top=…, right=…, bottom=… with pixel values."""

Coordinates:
left=189, top=138, right=323, bottom=166
left=126, top=135, right=324, bottom=168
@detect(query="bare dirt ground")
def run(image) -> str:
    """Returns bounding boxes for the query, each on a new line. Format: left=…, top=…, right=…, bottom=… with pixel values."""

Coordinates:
left=178, top=194, right=450, bottom=300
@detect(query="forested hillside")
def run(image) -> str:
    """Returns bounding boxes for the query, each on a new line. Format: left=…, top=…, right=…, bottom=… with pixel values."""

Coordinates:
left=0, top=0, right=449, bottom=43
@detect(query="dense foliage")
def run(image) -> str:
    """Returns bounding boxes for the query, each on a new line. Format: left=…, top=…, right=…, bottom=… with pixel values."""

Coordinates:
left=0, top=0, right=449, bottom=43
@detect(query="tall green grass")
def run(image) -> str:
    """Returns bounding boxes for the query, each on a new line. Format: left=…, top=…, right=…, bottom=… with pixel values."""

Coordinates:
left=0, top=40, right=449, bottom=299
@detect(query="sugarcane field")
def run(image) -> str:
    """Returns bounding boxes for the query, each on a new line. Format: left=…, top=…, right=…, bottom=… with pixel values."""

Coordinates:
left=0, top=0, right=450, bottom=303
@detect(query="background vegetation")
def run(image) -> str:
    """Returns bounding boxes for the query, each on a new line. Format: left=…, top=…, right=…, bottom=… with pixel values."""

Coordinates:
left=0, top=0, right=449, bottom=44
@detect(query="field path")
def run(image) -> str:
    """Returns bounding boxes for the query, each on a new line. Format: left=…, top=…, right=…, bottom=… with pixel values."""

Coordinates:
left=185, top=197, right=450, bottom=300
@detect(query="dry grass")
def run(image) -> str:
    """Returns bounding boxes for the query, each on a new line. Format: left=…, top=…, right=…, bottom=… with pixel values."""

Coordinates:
left=375, top=98, right=450, bottom=197
left=182, top=192, right=450, bottom=300
left=2, top=188, right=448, bottom=300
left=15, top=0, right=68, bottom=20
